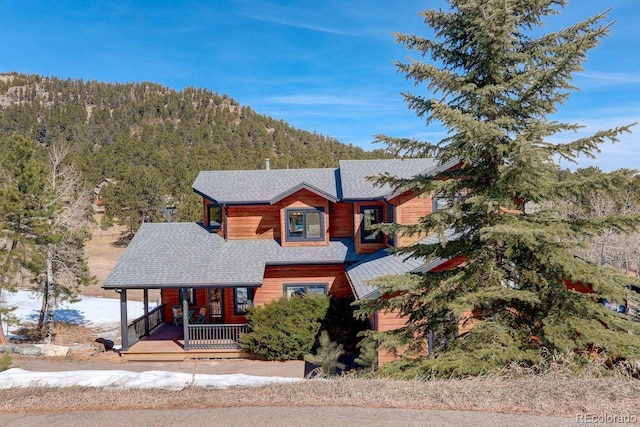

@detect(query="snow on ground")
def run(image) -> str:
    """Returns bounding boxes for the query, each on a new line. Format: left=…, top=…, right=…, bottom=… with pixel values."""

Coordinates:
left=1, top=290, right=302, bottom=390
left=0, top=368, right=302, bottom=390
left=2, top=288, right=151, bottom=333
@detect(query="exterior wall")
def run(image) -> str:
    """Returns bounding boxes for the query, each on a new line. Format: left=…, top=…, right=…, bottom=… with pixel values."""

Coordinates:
left=223, top=288, right=248, bottom=324
left=256, top=264, right=352, bottom=305
left=278, top=189, right=330, bottom=247
left=161, top=288, right=209, bottom=323
left=390, top=190, right=433, bottom=247
left=375, top=309, right=412, bottom=365
left=329, top=202, right=353, bottom=238
left=353, top=201, right=386, bottom=254
left=226, top=204, right=280, bottom=240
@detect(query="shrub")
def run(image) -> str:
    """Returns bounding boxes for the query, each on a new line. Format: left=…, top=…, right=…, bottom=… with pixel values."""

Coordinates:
left=354, top=337, right=378, bottom=371
left=241, top=295, right=330, bottom=361
left=304, top=330, right=346, bottom=376
left=0, top=351, right=12, bottom=372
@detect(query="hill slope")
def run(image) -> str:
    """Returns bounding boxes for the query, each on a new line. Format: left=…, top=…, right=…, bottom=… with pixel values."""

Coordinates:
left=0, top=72, right=388, bottom=219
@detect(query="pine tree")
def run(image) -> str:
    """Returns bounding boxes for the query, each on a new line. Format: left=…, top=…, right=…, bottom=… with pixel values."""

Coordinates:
left=0, top=136, right=49, bottom=339
left=304, top=330, right=346, bottom=376
left=358, top=1, right=640, bottom=376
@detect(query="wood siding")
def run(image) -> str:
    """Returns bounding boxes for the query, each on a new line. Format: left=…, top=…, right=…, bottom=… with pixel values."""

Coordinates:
left=390, top=190, right=433, bottom=247
left=278, top=189, right=330, bottom=247
left=329, top=202, right=353, bottom=238
left=257, top=264, right=352, bottom=305
left=161, top=288, right=209, bottom=323
left=226, top=204, right=280, bottom=240
left=376, top=309, right=412, bottom=365
left=223, top=288, right=248, bottom=324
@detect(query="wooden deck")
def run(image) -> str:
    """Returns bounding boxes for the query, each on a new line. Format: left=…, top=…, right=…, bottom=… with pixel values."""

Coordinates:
left=120, top=323, right=248, bottom=361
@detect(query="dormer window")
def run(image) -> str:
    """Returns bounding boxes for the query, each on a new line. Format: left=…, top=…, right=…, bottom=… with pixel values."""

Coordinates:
left=207, top=204, right=222, bottom=229
left=286, top=207, right=324, bottom=241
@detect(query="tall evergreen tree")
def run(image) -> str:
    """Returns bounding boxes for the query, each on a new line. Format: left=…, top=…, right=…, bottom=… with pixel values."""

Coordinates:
left=358, top=0, right=640, bottom=375
left=0, top=136, right=49, bottom=340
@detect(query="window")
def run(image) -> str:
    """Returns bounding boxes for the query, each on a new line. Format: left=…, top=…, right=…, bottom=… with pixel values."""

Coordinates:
left=360, top=206, right=383, bottom=243
left=433, top=195, right=463, bottom=213
left=207, top=204, right=222, bottom=229
left=286, top=208, right=324, bottom=241
left=179, top=288, right=196, bottom=305
left=234, top=287, right=255, bottom=315
left=284, top=283, right=328, bottom=299
left=386, top=203, right=395, bottom=247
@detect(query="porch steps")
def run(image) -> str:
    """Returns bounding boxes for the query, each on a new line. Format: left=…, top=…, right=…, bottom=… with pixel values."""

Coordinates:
left=120, top=349, right=249, bottom=362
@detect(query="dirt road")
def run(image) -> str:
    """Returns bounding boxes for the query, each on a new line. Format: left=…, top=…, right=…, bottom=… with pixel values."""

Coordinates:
left=0, top=406, right=577, bottom=427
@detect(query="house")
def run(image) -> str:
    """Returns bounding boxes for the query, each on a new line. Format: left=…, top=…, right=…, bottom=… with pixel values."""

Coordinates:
left=92, top=178, right=114, bottom=212
left=102, top=158, right=460, bottom=361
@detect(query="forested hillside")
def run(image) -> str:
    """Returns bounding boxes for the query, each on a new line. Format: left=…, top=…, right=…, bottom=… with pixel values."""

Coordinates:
left=0, top=72, right=387, bottom=222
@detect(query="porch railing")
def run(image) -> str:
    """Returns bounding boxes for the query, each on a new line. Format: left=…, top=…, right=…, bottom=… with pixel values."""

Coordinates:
left=126, top=304, right=165, bottom=346
left=186, top=324, right=248, bottom=350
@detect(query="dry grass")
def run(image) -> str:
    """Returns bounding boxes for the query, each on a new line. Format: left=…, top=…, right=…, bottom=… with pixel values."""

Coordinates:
left=83, top=222, right=160, bottom=302
left=11, top=322, right=100, bottom=346
left=1, top=371, right=639, bottom=418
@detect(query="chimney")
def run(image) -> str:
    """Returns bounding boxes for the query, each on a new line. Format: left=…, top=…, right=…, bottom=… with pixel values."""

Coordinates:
left=265, top=158, right=270, bottom=170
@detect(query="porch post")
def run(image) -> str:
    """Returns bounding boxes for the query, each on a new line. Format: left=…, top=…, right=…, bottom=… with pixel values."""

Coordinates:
left=182, top=289, right=190, bottom=350
left=143, top=288, right=150, bottom=336
left=119, top=289, right=129, bottom=351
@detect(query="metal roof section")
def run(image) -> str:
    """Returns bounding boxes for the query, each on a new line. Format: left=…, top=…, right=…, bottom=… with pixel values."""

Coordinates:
left=346, top=228, right=460, bottom=300
left=103, top=223, right=362, bottom=289
left=192, top=168, right=339, bottom=204
left=338, top=158, right=442, bottom=200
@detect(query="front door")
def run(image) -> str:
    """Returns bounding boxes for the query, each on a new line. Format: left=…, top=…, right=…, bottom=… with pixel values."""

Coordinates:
left=209, top=288, right=223, bottom=323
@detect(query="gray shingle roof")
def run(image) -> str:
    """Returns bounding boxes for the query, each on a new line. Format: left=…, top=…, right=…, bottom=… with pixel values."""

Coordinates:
left=346, top=229, right=460, bottom=300
left=339, top=158, right=441, bottom=200
left=192, top=158, right=458, bottom=204
left=103, top=223, right=362, bottom=289
left=192, top=168, right=339, bottom=204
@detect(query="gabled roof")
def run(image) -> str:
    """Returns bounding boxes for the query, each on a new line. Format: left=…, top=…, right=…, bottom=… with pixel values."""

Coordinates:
left=103, top=223, right=363, bottom=289
left=192, top=168, right=339, bottom=204
left=192, top=158, right=458, bottom=204
left=346, top=228, right=460, bottom=300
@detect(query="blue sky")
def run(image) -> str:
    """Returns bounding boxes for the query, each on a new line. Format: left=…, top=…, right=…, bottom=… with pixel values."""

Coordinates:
left=1, top=0, right=637, bottom=171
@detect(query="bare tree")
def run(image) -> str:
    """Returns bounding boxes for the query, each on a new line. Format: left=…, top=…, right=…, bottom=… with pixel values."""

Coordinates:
left=36, top=141, right=95, bottom=343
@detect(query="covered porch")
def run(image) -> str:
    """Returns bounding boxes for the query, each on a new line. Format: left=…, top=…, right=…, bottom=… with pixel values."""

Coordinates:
left=120, top=323, right=249, bottom=361
left=101, top=223, right=265, bottom=358
left=114, top=285, right=255, bottom=355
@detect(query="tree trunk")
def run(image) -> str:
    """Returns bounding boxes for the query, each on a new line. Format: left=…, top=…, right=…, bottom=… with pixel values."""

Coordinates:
left=43, top=249, right=55, bottom=344
left=38, top=284, right=47, bottom=329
